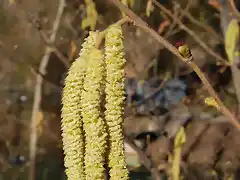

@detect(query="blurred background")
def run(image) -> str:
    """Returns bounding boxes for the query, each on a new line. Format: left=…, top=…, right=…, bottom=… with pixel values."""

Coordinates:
left=1, top=0, right=240, bottom=179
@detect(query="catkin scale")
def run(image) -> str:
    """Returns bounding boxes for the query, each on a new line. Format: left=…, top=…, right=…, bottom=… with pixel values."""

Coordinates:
left=61, top=32, right=97, bottom=180
left=104, top=24, right=129, bottom=180
left=81, top=47, right=107, bottom=180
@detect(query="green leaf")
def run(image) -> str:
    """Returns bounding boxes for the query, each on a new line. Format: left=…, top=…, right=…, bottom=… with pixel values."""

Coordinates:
left=225, top=19, right=239, bottom=64
left=172, top=127, right=186, bottom=180
left=81, top=0, right=98, bottom=30
left=146, top=0, right=154, bottom=17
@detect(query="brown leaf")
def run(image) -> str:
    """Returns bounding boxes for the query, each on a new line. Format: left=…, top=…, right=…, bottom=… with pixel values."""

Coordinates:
left=158, top=20, right=170, bottom=34
left=208, top=0, right=221, bottom=11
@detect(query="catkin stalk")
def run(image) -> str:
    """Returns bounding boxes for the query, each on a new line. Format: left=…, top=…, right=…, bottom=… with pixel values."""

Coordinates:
left=61, top=32, right=97, bottom=180
left=104, top=24, right=129, bottom=180
left=81, top=47, right=107, bottom=180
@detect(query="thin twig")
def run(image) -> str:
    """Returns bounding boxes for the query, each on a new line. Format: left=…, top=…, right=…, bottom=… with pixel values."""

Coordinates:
left=110, top=0, right=240, bottom=131
left=28, top=0, right=66, bottom=180
left=124, top=135, right=161, bottom=180
left=39, top=31, right=70, bottom=68
left=229, top=0, right=240, bottom=20
left=131, top=71, right=171, bottom=109
left=164, top=2, right=191, bottom=38
left=30, top=65, right=61, bottom=89
left=96, top=16, right=130, bottom=48
left=151, top=0, right=230, bottom=66
left=177, top=3, right=224, bottom=43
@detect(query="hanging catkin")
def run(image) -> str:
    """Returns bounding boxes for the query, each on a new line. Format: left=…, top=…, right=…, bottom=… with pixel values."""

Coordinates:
left=81, top=47, right=107, bottom=180
left=61, top=31, right=97, bottom=180
left=104, top=24, right=129, bottom=180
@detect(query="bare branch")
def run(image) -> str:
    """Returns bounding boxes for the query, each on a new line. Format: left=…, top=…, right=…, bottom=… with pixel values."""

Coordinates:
left=176, top=2, right=224, bottom=43
left=110, top=0, right=240, bottom=131
left=124, top=135, right=161, bottom=180
left=151, top=0, right=229, bottom=66
left=28, top=0, right=66, bottom=180
left=229, top=0, right=240, bottom=20
left=39, top=30, right=70, bottom=68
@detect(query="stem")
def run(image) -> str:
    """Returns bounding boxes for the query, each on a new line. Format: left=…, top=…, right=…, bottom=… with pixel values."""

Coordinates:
left=152, top=0, right=229, bottom=66
left=96, top=16, right=130, bottom=48
left=110, top=0, right=240, bottom=131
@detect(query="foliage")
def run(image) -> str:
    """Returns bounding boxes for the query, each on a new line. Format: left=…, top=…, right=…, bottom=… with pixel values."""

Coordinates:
left=204, top=97, right=220, bottom=110
left=225, top=19, right=239, bottom=64
left=172, top=127, right=186, bottom=180
left=146, top=0, right=154, bottom=17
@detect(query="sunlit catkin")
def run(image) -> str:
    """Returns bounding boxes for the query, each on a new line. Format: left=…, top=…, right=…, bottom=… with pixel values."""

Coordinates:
left=104, top=24, right=129, bottom=180
left=81, top=47, right=107, bottom=180
left=61, top=32, right=97, bottom=180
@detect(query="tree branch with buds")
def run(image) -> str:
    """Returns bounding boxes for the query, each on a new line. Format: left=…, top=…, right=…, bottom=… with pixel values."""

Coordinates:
left=109, top=0, right=240, bottom=131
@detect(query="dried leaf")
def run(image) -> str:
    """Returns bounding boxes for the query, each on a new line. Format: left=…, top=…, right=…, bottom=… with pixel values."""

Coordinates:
left=158, top=20, right=170, bottom=34
left=208, top=0, right=221, bottom=11
left=225, top=19, right=239, bottom=64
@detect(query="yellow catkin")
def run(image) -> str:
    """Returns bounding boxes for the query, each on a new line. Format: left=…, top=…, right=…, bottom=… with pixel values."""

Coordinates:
left=81, top=47, right=107, bottom=180
left=104, top=24, right=129, bottom=180
left=61, top=32, right=97, bottom=180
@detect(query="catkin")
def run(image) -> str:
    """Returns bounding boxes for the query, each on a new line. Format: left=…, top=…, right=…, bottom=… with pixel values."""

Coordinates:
left=81, top=47, right=107, bottom=180
left=61, top=32, right=97, bottom=180
left=104, top=24, right=129, bottom=180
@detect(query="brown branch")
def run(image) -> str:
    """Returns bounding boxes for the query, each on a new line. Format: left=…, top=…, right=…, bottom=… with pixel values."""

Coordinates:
left=176, top=3, right=224, bottom=43
left=229, top=0, right=240, bottom=20
left=164, top=2, right=191, bottom=38
left=151, top=0, right=230, bottom=66
left=110, top=0, right=240, bottom=131
left=96, top=16, right=130, bottom=48
left=28, top=0, right=66, bottom=180
left=39, top=30, right=70, bottom=68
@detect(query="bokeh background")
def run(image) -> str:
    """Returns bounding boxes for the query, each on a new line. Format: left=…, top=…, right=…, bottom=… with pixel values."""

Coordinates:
left=1, top=0, right=240, bottom=179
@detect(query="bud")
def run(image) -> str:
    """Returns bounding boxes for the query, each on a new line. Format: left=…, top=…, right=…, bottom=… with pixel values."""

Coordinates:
left=176, top=42, right=193, bottom=62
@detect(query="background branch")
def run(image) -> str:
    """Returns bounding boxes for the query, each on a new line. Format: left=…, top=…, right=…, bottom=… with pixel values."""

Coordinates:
left=176, top=3, right=224, bottom=43
left=124, top=135, right=161, bottom=180
left=39, top=30, right=70, bottom=68
left=152, top=0, right=229, bottom=66
left=28, top=0, right=66, bottom=179
left=218, top=0, right=240, bottom=113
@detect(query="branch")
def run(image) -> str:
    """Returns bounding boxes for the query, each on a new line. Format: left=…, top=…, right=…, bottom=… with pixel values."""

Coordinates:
left=124, top=135, right=161, bottom=180
left=151, top=0, right=229, bottom=66
left=176, top=2, right=224, bottom=43
left=109, top=0, right=240, bottom=131
left=229, top=0, right=240, bottom=20
left=218, top=0, right=240, bottom=113
left=39, top=30, right=70, bottom=68
left=28, top=0, right=66, bottom=179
